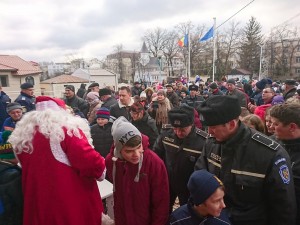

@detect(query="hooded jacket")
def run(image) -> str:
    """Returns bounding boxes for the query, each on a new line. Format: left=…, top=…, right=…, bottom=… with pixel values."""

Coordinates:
left=105, top=135, right=169, bottom=225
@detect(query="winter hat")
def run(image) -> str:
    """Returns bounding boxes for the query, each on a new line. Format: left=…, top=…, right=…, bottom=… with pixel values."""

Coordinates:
left=6, top=102, right=22, bottom=113
left=255, top=79, right=267, bottom=90
left=199, top=95, right=241, bottom=126
left=157, top=89, right=166, bottom=97
left=209, top=82, right=218, bottom=90
left=20, top=82, right=33, bottom=89
left=227, top=79, right=236, bottom=85
left=168, top=104, right=194, bottom=128
left=271, top=95, right=285, bottom=105
left=88, top=82, right=99, bottom=88
left=189, top=84, right=199, bottom=91
left=99, top=88, right=112, bottom=96
left=96, top=107, right=110, bottom=119
left=65, top=85, right=75, bottom=93
left=285, top=79, right=296, bottom=86
left=140, top=91, right=146, bottom=98
left=35, top=96, right=66, bottom=111
left=111, top=117, right=143, bottom=184
left=111, top=116, right=141, bottom=159
left=86, top=91, right=99, bottom=100
left=188, top=170, right=224, bottom=205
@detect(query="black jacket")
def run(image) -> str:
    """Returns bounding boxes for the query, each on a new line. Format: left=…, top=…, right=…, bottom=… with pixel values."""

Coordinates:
left=110, top=102, right=131, bottom=120
left=153, top=127, right=208, bottom=194
left=283, top=87, right=297, bottom=101
left=101, top=97, right=117, bottom=110
left=181, top=95, right=204, bottom=110
left=167, top=92, right=179, bottom=107
left=131, top=112, right=159, bottom=149
left=90, top=122, right=113, bottom=158
left=279, top=138, right=300, bottom=224
left=195, top=123, right=296, bottom=225
left=64, top=95, right=89, bottom=117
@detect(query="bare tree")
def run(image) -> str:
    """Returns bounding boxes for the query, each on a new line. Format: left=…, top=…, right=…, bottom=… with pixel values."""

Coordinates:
left=266, top=24, right=300, bottom=79
left=216, top=21, right=242, bottom=78
left=143, top=27, right=168, bottom=57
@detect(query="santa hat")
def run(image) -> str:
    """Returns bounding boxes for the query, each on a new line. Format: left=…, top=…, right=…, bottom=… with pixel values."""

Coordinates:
left=35, top=96, right=66, bottom=111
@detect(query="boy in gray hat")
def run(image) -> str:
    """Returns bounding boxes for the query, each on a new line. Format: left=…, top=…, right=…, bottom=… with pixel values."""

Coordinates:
left=105, top=116, right=169, bottom=225
left=195, top=95, right=296, bottom=225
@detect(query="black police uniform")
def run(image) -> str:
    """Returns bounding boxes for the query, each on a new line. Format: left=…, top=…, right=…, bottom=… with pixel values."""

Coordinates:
left=15, top=92, right=35, bottom=113
left=195, top=123, right=296, bottom=225
left=153, top=126, right=208, bottom=211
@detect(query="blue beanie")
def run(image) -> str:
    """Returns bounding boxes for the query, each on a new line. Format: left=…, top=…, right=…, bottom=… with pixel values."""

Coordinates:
left=188, top=170, right=223, bottom=205
left=96, top=107, right=110, bottom=119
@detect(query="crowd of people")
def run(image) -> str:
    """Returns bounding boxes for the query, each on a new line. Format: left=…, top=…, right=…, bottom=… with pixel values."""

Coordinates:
left=1, top=76, right=300, bottom=225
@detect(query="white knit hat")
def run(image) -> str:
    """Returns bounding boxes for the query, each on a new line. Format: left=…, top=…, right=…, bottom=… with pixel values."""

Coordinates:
left=111, top=116, right=141, bottom=159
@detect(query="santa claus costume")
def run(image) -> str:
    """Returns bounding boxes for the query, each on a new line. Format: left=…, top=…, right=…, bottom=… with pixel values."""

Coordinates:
left=9, top=96, right=106, bottom=225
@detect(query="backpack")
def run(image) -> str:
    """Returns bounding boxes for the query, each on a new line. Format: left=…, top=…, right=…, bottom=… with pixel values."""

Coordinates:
left=0, top=161, right=23, bottom=225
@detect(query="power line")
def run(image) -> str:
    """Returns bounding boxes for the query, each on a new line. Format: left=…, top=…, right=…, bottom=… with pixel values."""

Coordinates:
left=216, top=0, right=255, bottom=30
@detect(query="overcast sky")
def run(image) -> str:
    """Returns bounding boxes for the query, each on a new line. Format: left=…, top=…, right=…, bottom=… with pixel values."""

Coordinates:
left=0, top=0, right=299, bottom=62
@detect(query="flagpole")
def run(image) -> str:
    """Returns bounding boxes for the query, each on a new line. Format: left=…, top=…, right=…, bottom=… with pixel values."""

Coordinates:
left=188, top=27, right=191, bottom=82
left=212, top=17, right=216, bottom=82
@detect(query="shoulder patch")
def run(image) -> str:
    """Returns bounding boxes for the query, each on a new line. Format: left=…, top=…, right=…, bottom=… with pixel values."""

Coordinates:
left=195, top=128, right=209, bottom=138
left=162, top=124, right=173, bottom=129
left=252, top=133, right=279, bottom=150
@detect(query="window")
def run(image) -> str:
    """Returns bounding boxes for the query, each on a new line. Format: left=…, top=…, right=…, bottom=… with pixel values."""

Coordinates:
left=297, top=46, right=300, bottom=52
left=25, top=76, right=35, bottom=85
left=296, top=68, right=300, bottom=74
left=296, top=57, right=300, bottom=63
left=0, top=75, right=9, bottom=87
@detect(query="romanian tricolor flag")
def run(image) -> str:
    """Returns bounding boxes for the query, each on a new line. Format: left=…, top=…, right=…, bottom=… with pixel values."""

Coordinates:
left=178, top=34, right=188, bottom=47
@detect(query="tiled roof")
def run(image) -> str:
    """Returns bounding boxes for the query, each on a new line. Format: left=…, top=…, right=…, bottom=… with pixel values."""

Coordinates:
left=0, top=55, right=42, bottom=76
left=41, top=74, right=89, bottom=84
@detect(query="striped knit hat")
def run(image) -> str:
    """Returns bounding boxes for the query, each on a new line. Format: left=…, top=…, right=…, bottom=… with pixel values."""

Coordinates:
left=96, top=107, right=110, bottom=119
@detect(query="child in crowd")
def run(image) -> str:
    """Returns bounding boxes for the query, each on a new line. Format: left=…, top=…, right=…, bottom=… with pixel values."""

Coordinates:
left=90, top=107, right=113, bottom=158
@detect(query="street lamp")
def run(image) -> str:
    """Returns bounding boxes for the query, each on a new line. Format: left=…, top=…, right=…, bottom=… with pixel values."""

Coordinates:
left=157, top=50, right=164, bottom=84
left=259, top=44, right=264, bottom=81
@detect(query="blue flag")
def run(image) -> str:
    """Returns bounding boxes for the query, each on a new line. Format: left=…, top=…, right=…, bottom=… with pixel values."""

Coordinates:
left=199, top=26, right=214, bottom=42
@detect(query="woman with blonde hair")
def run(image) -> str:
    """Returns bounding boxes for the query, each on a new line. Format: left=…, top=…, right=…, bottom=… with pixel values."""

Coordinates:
left=241, top=114, right=265, bottom=133
left=148, top=89, right=172, bottom=133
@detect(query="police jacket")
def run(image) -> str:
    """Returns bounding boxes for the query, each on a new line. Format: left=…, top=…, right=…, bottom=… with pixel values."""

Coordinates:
left=181, top=95, right=204, bottom=110
left=195, top=123, right=296, bottom=225
left=15, top=92, right=35, bottom=113
left=153, top=126, right=208, bottom=194
left=279, top=138, right=300, bottom=224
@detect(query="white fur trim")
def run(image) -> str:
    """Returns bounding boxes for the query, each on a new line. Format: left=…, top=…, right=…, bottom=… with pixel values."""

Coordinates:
left=50, top=140, right=71, bottom=166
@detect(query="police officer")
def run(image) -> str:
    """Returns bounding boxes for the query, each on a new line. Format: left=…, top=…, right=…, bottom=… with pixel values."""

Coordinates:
left=15, top=82, right=35, bottom=113
left=153, top=104, right=208, bottom=212
left=195, top=95, right=296, bottom=225
left=181, top=84, right=204, bottom=110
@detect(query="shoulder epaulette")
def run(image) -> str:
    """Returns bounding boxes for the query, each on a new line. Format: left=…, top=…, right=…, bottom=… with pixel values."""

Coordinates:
left=162, top=124, right=173, bottom=129
left=251, top=133, right=280, bottom=151
left=195, top=128, right=209, bottom=138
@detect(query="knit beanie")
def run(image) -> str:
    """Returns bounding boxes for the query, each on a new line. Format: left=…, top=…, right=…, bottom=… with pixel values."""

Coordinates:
left=271, top=95, right=285, bottom=105
left=209, top=82, right=218, bottom=90
left=96, top=107, right=110, bottom=119
left=227, top=79, right=236, bottom=85
left=256, top=79, right=268, bottom=90
left=199, top=95, right=241, bottom=126
left=87, top=91, right=99, bottom=99
left=65, top=85, right=75, bottom=93
left=157, top=89, right=166, bottom=97
left=188, top=170, right=224, bottom=205
left=140, top=91, right=146, bottom=98
left=6, top=102, right=22, bottom=113
left=111, top=116, right=141, bottom=159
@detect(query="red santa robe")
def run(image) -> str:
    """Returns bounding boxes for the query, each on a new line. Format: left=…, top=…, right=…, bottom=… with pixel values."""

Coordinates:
left=18, top=129, right=105, bottom=225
